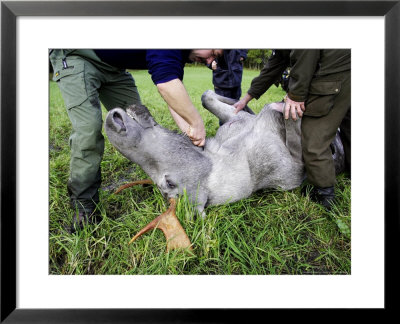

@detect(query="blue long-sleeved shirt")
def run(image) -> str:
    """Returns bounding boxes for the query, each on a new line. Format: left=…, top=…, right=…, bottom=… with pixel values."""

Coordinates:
left=94, top=49, right=191, bottom=84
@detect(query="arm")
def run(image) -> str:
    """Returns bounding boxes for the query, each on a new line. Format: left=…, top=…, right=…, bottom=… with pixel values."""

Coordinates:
left=288, top=50, right=320, bottom=102
left=247, top=50, right=290, bottom=100
left=233, top=93, right=253, bottom=114
left=157, top=79, right=206, bottom=147
left=147, top=50, right=206, bottom=147
left=234, top=50, right=289, bottom=114
left=283, top=50, right=320, bottom=120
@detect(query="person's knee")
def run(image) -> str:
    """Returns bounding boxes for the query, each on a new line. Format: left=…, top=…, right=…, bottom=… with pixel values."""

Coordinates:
left=71, top=118, right=104, bottom=154
left=81, top=127, right=103, bottom=151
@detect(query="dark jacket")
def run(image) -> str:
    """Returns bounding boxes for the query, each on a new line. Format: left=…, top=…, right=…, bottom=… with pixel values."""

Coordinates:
left=248, top=49, right=351, bottom=101
left=94, top=49, right=192, bottom=85
left=211, top=50, right=247, bottom=89
left=247, top=50, right=290, bottom=99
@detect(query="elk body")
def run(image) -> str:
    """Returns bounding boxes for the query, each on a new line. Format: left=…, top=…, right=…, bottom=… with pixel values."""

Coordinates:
left=105, top=90, right=344, bottom=250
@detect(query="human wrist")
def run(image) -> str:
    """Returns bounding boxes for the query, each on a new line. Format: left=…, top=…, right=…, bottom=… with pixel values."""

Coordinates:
left=287, top=92, right=305, bottom=103
left=190, top=118, right=204, bottom=130
left=243, top=93, right=253, bottom=104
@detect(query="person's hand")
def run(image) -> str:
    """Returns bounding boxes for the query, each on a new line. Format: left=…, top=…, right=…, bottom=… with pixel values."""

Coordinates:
left=283, top=95, right=305, bottom=120
left=187, top=123, right=206, bottom=147
left=233, top=93, right=253, bottom=114
left=211, top=61, right=217, bottom=70
left=157, top=79, right=206, bottom=147
left=233, top=99, right=247, bottom=114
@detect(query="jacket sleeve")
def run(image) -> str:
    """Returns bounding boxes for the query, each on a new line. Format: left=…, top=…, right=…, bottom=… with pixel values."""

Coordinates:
left=238, top=50, right=248, bottom=60
left=146, top=50, right=186, bottom=85
left=247, top=50, right=289, bottom=100
left=287, top=50, right=320, bottom=102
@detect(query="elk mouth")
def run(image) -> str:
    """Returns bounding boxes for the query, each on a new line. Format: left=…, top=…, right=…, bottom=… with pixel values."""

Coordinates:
left=126, top=105, right=157, bottom=129
left=126, top=107, right=138, bottom=122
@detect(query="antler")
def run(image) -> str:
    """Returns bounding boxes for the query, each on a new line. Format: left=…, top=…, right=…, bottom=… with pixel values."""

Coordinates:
left=114, top=179, right=153, bottom=194
left=115, top=179, right=192, bottom=251
left=129, top=198, right=193, bottom=251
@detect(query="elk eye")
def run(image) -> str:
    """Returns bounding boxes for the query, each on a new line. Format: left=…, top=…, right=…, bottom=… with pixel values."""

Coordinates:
left=166, top=179, right=176, bottom=189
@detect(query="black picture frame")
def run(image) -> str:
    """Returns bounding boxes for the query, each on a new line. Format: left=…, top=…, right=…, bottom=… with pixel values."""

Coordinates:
left=1, top=0, right=398, bottom=322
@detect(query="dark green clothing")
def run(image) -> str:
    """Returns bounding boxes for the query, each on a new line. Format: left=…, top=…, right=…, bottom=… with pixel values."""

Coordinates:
left=248, top=50, right=290, bottom=100
left=301, top=71, right=351, bottom=187
left=296, top=51, right=351, bottom=187
left=288, top=49, right=351, bottom=102
left=247, top=49, right=351, bottom=189
left=50, top=49, right=142, bottom=212
left=248, top=49, right=351, bottom=102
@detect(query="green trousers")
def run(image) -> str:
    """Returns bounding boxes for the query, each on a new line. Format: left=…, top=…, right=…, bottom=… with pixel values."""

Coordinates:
left=301, top=70, right=351, bottom=188
left=50, top=50, right=142, bottom=212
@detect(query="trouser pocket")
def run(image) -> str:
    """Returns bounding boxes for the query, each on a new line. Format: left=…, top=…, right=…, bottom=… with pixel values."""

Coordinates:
left=52, top=58, right=88, bottom=109
left=304, top=80, right=341, bottom=117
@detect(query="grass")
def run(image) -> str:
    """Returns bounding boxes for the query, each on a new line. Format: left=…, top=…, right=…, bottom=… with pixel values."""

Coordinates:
left=49, top=65, right=351, bottom=275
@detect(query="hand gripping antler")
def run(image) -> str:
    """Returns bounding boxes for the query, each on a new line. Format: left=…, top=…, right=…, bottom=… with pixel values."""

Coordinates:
left=115, top=180, right=193, bottom=251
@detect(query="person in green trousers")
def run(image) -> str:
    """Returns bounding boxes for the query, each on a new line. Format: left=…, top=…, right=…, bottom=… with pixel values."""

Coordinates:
left=234, top=49, right=351, bottom=209
left=50, top=49, right=223, bottom=231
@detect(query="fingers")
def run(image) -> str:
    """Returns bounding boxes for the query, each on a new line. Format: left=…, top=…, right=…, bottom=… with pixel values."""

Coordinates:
left=284, top=103, right=301, bottom=121
left=284, top=96, right=305, bottom=121
left=283, top=101, right=290, bottom=120
left=296, top=105, right=304, bottom=118
left=187, top=125, right=205, bottom=147
left=190, top=137, right=205, bottom=147
left=291, top=104, right=298, bottom=120
left=233, top=101, right=245, bottom=114
left=234, top=106, right=243, bottom=114
left=193, top=138, right=205, bottom=147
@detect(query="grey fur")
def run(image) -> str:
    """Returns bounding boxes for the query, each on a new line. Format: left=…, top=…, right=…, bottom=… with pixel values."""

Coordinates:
left=105, top=90, right=343, bottom=216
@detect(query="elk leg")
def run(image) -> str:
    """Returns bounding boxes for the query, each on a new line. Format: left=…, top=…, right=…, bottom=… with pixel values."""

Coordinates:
left=129, top=198, right=193, bottom=252
left=114, top=179, right=153, bottom=194
left=214, top=92, right=255, bottom=115
left=201, top=90, right=236, bottom=123
left=284, top=118, right=303, bottom=164
left=201, top=90, right=254, bottom=123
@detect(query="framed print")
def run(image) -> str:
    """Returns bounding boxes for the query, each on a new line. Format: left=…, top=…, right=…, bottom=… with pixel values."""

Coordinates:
left=1, top=0, right=399, bottom=322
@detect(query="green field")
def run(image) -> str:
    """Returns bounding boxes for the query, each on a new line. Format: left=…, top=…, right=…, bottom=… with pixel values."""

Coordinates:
left=49, top=65, right=351, bottom=275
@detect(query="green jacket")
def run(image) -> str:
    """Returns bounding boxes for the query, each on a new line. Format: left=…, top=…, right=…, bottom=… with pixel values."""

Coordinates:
left=248, top=49, right=351, bottom=102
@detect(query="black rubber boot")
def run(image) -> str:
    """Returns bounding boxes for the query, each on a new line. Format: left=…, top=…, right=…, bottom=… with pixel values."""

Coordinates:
left=70, top=208, right=100, bottom=233
left=303, top=185, right=335, bottom=210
